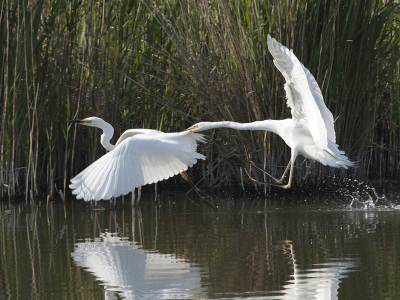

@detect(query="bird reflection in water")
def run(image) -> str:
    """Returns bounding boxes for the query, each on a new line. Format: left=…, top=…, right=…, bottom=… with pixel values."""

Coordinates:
left=71, top=231, right=205, bottom=300
left=270, top=240, right=357, bottom=300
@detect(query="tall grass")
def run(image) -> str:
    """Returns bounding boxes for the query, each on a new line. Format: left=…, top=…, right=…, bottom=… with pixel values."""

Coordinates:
left=0, top=0, right=399, bottom=200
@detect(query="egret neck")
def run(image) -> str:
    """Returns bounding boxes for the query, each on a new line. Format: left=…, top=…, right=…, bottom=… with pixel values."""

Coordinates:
left=98, top=121, right=115, bottom=151
left=190, top=120, right=283, bottom=135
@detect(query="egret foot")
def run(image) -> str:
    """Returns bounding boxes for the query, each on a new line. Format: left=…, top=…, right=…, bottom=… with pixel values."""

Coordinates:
left=244, top=167, right=292, bottom=189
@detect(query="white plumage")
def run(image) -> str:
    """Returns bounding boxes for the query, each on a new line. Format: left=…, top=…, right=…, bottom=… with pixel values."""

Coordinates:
left=267, top=35, right=336, bottom=146
left=188, top=35, right=354, bottom=188
left=69, top=117, right=205, bottom=201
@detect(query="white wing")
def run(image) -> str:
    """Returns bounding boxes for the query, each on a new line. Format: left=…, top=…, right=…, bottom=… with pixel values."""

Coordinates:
left=70, top=131, right=205, bottom=201
left=303, top=67, right=336, bottom=143
left=267, top=35, right=335, bottom=149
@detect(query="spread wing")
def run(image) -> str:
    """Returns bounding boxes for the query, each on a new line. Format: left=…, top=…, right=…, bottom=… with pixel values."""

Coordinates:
left=267, top=35, right=336, bottom=149
left=70, top=131, right=205, bottom=201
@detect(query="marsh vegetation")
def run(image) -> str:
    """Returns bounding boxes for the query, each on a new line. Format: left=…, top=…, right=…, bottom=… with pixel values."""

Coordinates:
left=0, top=0, right=399, bottom=200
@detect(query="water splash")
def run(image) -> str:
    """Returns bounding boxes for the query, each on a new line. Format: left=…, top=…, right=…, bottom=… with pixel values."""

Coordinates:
left=338, top=178, right=399, bottom=210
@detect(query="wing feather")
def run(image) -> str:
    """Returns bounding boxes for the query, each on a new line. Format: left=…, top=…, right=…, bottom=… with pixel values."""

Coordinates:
left=70, top=130, right=205, bottom=201
left=267, top=35, right=335, bottom=149
left=302, top=67, right=336, bottom=142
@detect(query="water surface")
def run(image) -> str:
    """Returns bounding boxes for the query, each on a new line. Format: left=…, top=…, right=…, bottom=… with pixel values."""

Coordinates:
left=1, top=188, right=400, bottom=299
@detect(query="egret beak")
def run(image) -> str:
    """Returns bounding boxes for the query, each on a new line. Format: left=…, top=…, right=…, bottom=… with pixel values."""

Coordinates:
left=187, top=125, right=195, bottom=130
left=67, top=119, right=91, bottom=124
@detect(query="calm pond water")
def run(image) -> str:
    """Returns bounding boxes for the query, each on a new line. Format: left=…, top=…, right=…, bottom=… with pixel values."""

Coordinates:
left=1, top=186, right=400, bottom=300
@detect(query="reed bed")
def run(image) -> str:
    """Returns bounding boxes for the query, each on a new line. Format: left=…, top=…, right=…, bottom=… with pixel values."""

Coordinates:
left=0, top=0, right=399, bottom=200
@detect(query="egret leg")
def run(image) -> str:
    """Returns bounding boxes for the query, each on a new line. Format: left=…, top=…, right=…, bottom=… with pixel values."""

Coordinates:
left=246, top=158, right=291, bottom=184
left=244, top=167, right=286, bottom=188
left=180, top=172, right=208, bottom=198
left=244, top=155, right=296, bottom=189
left=281, top=159, right=294, bottom=189
left=275, top=159, right=292, bottom=184
left=180, top=172, right=215, bottom=208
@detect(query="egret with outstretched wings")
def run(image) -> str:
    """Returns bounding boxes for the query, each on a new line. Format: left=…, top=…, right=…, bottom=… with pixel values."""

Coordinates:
left=188, top=35, right=353, bottom=188
left=69, top=117, right=205, bottom=200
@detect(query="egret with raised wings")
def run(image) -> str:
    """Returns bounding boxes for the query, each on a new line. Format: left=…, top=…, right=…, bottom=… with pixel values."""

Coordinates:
left=68, top=117, right=205, bottom=201
left=188, top=35, right=353, bottom=188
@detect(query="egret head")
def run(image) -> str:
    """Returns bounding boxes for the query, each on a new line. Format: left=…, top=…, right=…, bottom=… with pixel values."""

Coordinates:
left=68, top=117, right=105, bottom=127
left=68, top=117, right=114, bottom=151
left=187, top=122, right=210, bottom=132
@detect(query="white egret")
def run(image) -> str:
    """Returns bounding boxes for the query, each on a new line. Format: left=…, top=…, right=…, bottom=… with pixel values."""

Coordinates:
left=188, top=35, right=354, bottom=189
left=68, top=117, right=205, bottom=201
